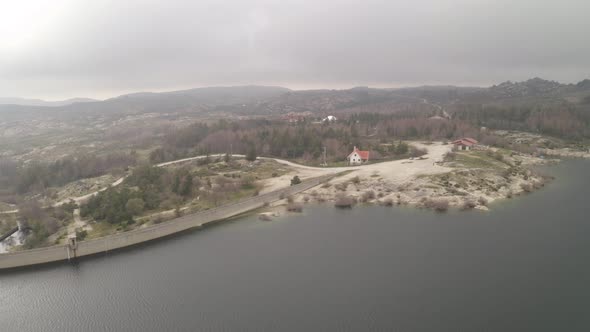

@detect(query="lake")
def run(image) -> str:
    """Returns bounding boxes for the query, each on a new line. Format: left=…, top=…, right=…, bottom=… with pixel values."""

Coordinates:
left=1, top=160, right=589, bottom=331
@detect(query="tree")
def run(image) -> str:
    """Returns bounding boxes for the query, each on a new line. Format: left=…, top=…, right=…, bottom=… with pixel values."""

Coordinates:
left=180, top=174, right=193, bottom=197
left=290, top=176, right=302, bottom=186
left=125, top=198, right=145, bottom=216
left=395, top=141, right=409, bottom=155
left=224, top=152, right=231, bottom=163
left=172, top=174, right=181, bottom=194
left=246, top=145, right=257, bottom=161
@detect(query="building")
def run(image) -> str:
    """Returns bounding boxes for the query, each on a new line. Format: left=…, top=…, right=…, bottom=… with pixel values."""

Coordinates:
left=347, top=146, right=370, bottom=165
left=452, top=138, right=478, bottom=151
left=322, top=115, right=337, bottom=122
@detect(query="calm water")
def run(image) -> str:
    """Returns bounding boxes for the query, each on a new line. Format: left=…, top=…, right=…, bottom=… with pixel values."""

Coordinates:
left=1, top=160, right=589, bottom=331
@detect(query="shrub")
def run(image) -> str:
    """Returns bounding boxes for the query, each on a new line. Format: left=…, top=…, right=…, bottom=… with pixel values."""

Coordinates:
left=286, top=195, right=294, bottom=203
left=424, top=198, right=449, bottom=212
left=443, top=152, right=457, bottom=162
left=271, top=172, right=279, bottom=177
left=334, top=195, right=355, bottom=208
left=286, top=203, right=303, bottom=213
left=360, top=190, right=376, bottom=203
left=462, top=200, right=477, bottom=210
left=410, top=147, right=428, bottom=158
left=520, top=183, right=532, bottom=193
left=382, top=198, right=394, bottom=207
left=303, top=195, right=310, bottom=203
left=477, top=197, right=488, bottom=206
left=75, top=229, right=88, bottom=241
left=290, top=176, right=302, bottom=186
left=351, top=176, right=361, bottom=184
left=125, top=198, right=145, bottom=216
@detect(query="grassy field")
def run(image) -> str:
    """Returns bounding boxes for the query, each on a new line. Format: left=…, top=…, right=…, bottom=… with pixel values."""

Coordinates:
left=452, top=151, right=509, bottom=170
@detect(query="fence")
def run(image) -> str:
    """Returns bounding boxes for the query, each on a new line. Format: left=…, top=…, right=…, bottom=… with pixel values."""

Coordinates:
left=0, top=174, right=333, bottom=270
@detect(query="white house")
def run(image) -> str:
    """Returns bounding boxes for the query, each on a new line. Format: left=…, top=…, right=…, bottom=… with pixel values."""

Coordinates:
left=347, top=146, right=370, bottom=165
left=322, top=115, right=337, bottom=122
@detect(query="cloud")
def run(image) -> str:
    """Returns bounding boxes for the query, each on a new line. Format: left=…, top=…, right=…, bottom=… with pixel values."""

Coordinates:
left=0, top=0, right=589, bottom=99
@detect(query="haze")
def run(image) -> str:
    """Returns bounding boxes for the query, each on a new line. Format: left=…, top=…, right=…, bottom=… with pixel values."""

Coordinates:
left=1, top=0, right=589, bottom=100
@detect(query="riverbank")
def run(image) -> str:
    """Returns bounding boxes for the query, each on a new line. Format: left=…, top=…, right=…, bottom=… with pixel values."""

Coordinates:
left=281, top=145, right=556, bottom=212
left=0, top=175, right=332, bottom=270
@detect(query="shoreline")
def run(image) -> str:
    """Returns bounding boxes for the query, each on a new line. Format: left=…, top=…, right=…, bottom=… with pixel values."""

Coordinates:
left=0, top=143, right=567, bottom=269
left=279, top=147, right=557, bottom=213
left=0, top=175, right=333, bottom=270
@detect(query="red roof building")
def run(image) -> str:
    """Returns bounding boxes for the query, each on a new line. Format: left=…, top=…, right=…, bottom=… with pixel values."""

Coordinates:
left=347, top=146, right=370, bottom=165
left=452, top=138, right=478, bottom=151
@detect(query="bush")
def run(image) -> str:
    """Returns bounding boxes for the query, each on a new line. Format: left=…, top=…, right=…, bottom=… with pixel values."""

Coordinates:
left=462, top=200, right=477, bottom=210
left=126, top=198, right=145, bottom=216
left=351, top=176, right=361, bottom=185
left=286, top=203, right=303, bottom=213
left=246, top=146, right=257, bottom=161
left=520, top=183, right=532, bottom=193
left=443, top=152, right=457, bottom=162
left=477, top=196, right=488, bottom=206
left=424, top=198, right=449, bottom=212
left=360, top=190, right=376, bottom=203
left=286, top=195, right=294, bottom=204
left=290, top=176, right=302, bottom=186
left=75, top=229, right=88, bottom=241
left=334, top=195, right=355, bottom=208
left=382, top=198, right=394, bottom=207
left=410, top=147, right=428, bottom=158
left=303, top=195, right=310, bottom=203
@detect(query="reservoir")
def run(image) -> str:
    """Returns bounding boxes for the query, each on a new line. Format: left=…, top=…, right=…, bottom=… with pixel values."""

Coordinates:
left=1, top=160, right=589, bottom=331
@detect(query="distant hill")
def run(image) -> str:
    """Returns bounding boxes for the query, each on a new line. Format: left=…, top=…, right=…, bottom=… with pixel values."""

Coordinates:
left=0, top=97, right=98, bottom=107
left=1, top=80, right=589, bottom=121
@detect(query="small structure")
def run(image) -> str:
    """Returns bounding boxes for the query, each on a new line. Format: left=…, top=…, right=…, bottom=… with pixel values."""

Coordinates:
left=347, top=146, right=370, bottom=165
left=322, top=115, right=337, bottom=122
left=452, top=138, right=478, bottom=151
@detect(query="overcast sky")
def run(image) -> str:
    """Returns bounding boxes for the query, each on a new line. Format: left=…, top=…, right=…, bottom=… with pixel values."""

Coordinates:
left=1, top=0, right=589, bottom=100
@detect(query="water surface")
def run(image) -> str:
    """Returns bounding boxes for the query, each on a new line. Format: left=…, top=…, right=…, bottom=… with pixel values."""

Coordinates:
left=1, top=160, right=589, bottom=331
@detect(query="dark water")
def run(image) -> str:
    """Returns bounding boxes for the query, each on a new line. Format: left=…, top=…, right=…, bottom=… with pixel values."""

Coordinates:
left=1, top=160, right=590, bottom=331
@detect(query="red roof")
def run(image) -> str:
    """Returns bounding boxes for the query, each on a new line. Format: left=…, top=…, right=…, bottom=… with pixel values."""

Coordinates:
left=452, top=138, right=478, bottom=146
left=348, top=146, right=370, bottom=160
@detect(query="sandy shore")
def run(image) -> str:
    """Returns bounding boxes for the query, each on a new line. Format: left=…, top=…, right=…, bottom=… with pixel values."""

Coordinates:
left=259, top=142, right=553, bottom=213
